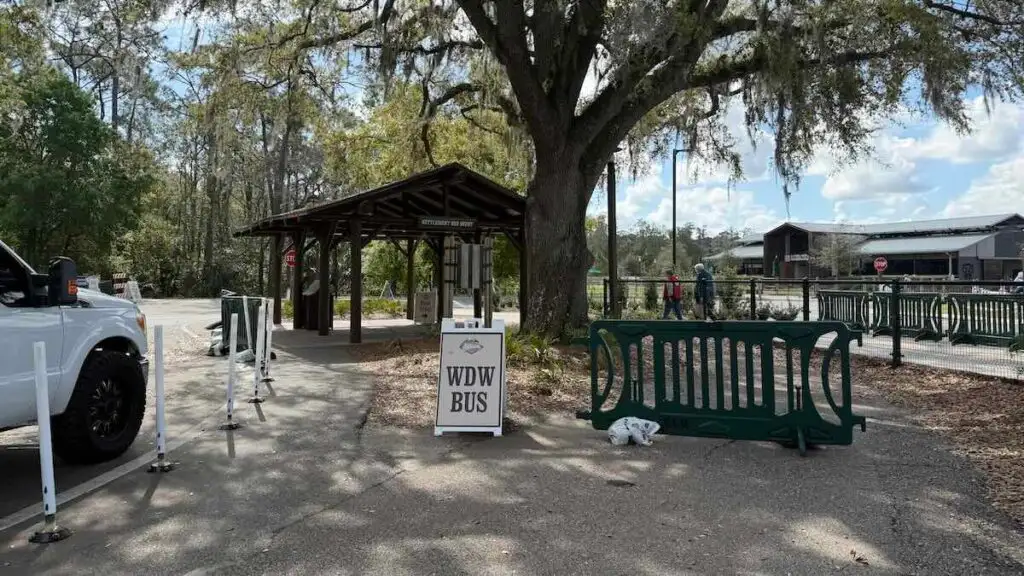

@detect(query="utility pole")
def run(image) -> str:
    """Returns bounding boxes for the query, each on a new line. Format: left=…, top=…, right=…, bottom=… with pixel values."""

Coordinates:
left=607, top=155, right=619, bottom=318
left=671, top=149, right=684, bottom=270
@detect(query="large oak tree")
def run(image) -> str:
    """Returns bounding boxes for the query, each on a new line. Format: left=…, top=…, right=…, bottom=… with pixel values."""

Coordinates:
left=219, top=0, right=1023, bottom=336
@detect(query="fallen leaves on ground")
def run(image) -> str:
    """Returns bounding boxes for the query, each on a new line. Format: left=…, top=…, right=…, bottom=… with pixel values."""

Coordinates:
left=353, top=338, right=591, bottom=429
left=849, top=354, right=1024, bottom=526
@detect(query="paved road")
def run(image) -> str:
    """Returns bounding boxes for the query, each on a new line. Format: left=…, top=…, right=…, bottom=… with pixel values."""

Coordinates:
left=2, top=299, right=1023, bottom=574
left=0, top=299, right=222, bottom=520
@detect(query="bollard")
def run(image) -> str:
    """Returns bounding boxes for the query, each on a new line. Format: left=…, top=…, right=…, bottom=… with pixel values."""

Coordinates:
left=241, top=295, right=252, bottom=355
left=29, top=342, right=72, bottom=544
left=219, top=314, right=241, bottom=430
left=248, top=301, right=266, bottom=404
left=262, top=298, right=274, bottom=383
left=148, top=326, right=176, bottom=473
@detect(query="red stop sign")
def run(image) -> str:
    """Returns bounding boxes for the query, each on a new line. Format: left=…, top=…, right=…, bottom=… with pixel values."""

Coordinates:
left=285, top=249, right=296, bottom=268
left=873, top=257, right=888, bottom=273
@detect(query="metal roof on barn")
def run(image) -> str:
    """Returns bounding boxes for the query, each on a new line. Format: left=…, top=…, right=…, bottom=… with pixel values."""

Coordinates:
left=708, top=245, right=765, bottom=260
left=856, top=233, right=996, bottom=256
left=766, top=213, right=1024, bottom=238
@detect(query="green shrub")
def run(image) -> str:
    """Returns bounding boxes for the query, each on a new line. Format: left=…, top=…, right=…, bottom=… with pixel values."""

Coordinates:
left=644, top=282, right=659, bottom=311
left=334, top=299, right=351, bottom=317
left=363, top=298, right=405, bottom=317
left=282, top=299, right=294, bottom=319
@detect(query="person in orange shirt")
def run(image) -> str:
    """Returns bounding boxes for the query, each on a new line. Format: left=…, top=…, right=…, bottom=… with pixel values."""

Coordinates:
left=662, top=270, right=683, bottom=320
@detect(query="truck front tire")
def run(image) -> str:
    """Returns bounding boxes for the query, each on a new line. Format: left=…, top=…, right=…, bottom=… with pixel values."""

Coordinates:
left=52, top=350, right=147, bottom=465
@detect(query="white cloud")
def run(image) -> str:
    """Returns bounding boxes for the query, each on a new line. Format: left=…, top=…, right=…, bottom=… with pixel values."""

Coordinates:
left=940, top=152, right=1024, bottom=217
left=910, top=97, right=1024, bottom=164
left=617, top=168, right=667, bottom=224
left=646, top=185, right=784, bottom=235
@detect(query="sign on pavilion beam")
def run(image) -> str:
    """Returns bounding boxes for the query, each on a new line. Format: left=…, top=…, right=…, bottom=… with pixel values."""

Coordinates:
left=418, top=216, right=477, bottom=231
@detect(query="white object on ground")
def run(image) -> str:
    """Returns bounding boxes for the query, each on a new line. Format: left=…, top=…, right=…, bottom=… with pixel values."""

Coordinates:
left=33, top=342, right=58, bottom=521
left=608, top=417, right=661, bottom=446
left=225, top=314, right=238, bottom=424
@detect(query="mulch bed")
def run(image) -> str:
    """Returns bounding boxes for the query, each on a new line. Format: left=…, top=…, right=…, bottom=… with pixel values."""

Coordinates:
left=354, top=336, right=1024, bottom=525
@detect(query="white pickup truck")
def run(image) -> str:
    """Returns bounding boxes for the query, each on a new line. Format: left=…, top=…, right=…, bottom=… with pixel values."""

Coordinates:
left=0, top=240, right=149, bottom=464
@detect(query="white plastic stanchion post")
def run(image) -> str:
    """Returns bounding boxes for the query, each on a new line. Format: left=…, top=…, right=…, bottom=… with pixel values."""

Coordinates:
left=220, top=314, right=241, bottom=430
left=148, top=326, right=175, bottom=472
left=262, top=298, right=274, bottom=383
left=248, top=302, right=266, bottom=404
left=241, top=295, right=252, bottom=355
left=29, top=342, right=71, bottom=543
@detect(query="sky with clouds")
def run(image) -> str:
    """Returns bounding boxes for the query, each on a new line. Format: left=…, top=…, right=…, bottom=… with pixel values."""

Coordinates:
left=595, top=94, right=1024, bottom=235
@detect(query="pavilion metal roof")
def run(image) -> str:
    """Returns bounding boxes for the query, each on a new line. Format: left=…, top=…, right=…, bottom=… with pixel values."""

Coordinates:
left=234, top=163, right=526, bottom=241
left=708, top=245, right=765, bottom=261
left=856, top=233, right=995, bottom=256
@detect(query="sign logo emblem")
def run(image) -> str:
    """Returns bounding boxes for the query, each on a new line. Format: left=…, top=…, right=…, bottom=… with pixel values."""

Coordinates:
left=459, top=338, right=484, bottom=355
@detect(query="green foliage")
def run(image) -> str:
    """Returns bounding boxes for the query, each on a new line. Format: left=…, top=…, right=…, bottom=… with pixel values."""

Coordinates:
left=282, top=299, right=294, bottom=320
left=505, top=325, right=561, bottom=370
left=363, top=298, right=405, bottom=317
left=0, top=67, right=156, bottom=270
left=644, top=281, right=659, bottom=312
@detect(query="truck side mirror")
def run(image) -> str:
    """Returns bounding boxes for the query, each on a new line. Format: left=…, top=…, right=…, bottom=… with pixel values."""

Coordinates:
left=48, top=257, right=78, bottom=306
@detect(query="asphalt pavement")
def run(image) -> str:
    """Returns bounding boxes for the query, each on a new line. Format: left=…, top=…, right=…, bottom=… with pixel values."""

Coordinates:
left=1, top=299, right=1023, bottom=575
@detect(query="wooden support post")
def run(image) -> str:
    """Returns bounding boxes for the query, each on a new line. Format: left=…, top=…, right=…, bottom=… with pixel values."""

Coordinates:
left=270, top=235, right=282, bottom=325
left=292, top=231, right=305, bottom=330
left=518, top=231, right=527, bottom=328
left=350, top=219, right=363, bottom=344
left=473, top=231, right=483, bottom=319
left=437, top=236, right=446, bottom=323
left=317, top=226, right=333, bottom=336
left=406, top=238, right=416, bottom=320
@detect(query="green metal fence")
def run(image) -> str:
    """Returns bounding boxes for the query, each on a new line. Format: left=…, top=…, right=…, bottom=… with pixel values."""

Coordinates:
left=870, top=291, right=943, bottom=341
left=947, top=293, right=1024, bottom=347
left=816, top=290, right=869, bottom=330
left=585, top=320, right=866, bottom=455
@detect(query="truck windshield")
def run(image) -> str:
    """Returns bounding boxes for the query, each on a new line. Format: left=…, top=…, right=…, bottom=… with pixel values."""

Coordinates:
left=0, top=240, right=35, bottom=274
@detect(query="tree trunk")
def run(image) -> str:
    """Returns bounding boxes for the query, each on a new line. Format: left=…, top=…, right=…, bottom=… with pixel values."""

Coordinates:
left=522, top=155, right=597, bottom=337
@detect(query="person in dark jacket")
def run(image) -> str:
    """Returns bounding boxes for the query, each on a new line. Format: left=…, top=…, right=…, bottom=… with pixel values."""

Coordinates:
left=694, top=263, right=715, bottom=320
left=661, top=270, right=683, bottom=319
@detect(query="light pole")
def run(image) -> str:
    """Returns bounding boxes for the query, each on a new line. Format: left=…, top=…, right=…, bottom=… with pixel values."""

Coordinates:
left=671, top=149, right=684, bottom=270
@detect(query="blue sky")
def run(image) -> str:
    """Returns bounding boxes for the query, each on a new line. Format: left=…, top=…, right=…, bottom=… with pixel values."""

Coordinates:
left=159, top=13, right=1024, bottom=237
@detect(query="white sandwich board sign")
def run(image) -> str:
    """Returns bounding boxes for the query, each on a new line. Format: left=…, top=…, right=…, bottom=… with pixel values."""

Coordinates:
left=435, top=318, right=506, bottom=437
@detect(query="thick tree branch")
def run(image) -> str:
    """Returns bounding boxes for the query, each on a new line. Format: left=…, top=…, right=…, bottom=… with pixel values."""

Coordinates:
left=584, top=44, right=905, bottom=172
left=460, top=105, right=504, bottom=135
left=295, top=0, right=396, bottom=50
left=923, top=0, right=1011, bottom=26
left=457, top=0, right=557, bottom=144
left=571, top=0, right=730, bottom=153
left=554, top=0, right=608, bottom=121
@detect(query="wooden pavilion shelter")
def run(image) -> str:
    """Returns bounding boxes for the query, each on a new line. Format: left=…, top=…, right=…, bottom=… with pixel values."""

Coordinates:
left=234, top=163, right=528, bottom=343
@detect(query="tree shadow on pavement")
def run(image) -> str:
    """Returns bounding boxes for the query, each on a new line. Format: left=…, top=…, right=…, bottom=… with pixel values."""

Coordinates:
left=1, top=341, right=1022, bottom=576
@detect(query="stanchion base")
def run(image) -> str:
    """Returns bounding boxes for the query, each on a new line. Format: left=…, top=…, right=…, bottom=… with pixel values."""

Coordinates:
left=29, top=525, right=72, bottom=544
left=147, top=460, right=177, bottom=473
left=247, top=397, right=265, bottom=404
left=218, top=422, right=241, bottom=430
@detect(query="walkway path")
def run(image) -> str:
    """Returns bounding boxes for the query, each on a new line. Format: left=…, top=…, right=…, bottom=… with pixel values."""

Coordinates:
left=1, top=316, right=1022, bottom=574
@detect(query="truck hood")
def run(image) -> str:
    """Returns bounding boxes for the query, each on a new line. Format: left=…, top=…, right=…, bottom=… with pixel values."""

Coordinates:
left=76, top=289, right=137, bottom=310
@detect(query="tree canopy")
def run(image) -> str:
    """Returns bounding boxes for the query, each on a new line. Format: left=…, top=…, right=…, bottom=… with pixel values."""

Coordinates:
left=3, top=0, right=1022, bottom=334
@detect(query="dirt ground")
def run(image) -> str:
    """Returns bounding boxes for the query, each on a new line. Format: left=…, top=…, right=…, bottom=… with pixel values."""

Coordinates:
left=355, top=336, right=1024, bottom=526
